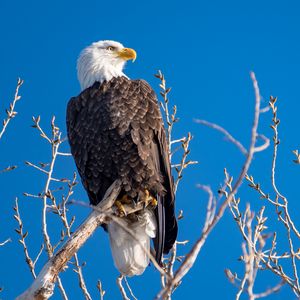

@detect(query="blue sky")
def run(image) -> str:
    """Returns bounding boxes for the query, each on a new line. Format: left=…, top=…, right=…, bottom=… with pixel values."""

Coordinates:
left=1, top=0, right=300, bottom=299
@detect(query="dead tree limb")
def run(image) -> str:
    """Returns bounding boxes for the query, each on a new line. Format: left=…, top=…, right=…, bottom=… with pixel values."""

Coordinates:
left=16, top=180, right=122, bottom=300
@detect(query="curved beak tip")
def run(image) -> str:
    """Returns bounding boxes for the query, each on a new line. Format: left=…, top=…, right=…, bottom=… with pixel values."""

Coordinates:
left=118, top=48, right=137, bottom=62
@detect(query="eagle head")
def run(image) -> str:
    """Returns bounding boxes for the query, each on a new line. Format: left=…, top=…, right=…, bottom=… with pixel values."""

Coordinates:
left=77, top=40, right=137, bottom=90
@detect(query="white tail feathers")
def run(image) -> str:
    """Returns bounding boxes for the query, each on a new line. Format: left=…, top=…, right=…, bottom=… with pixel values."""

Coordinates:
left=107, top=209, right=156, bottom=276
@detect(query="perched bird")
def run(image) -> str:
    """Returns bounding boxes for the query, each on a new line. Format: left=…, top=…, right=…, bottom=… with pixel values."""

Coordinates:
left=67, top=40, right=178, bottom=276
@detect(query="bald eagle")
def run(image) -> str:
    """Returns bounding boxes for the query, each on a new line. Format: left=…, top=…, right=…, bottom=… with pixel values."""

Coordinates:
left=67, top=40, right=178, bottom=276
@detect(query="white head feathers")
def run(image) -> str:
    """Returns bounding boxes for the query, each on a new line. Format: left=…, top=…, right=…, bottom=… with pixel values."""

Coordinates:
left=77, top=40, right=137, bottom=90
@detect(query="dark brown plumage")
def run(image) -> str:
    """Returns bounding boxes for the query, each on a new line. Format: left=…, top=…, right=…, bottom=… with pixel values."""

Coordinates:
left=66, top=76, right=177, bottom=259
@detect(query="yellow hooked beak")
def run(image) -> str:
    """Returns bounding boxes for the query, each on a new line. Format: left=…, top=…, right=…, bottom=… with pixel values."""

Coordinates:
left=117, top=48, right=137, bottom=62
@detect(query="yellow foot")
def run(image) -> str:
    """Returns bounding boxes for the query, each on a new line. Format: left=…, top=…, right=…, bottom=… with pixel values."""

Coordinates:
left=114, top=200, right=126, bottom=217
left=114, top=195, right=132, bottom=217
left=143, top=190, right=158, bottom=208
left=150, top=197, right=158, bottom=207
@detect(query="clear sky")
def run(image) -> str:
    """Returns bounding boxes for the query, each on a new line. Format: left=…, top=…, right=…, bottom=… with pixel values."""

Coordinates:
left=0, top=0, right=300, bottom=299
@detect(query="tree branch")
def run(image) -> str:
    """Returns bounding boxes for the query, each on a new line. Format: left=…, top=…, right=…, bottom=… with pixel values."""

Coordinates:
left=16, top=180, right=122, bottom=300
left=0, top=78, right=23, bottom=140
left=156, top=71, right=262, bottom=299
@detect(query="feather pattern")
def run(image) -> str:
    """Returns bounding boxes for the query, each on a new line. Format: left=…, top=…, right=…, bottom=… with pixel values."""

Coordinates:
left=67, top=76, right=178, bottom=275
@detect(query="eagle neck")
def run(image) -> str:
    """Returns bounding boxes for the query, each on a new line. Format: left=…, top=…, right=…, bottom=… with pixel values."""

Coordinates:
left=78, top=54, right=129, bottom=91
left=80, top=67, right=127, bottom=91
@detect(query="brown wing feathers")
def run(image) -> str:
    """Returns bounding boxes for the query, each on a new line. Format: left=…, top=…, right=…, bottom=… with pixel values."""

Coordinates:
left=67, top=76, right=178, bottom=259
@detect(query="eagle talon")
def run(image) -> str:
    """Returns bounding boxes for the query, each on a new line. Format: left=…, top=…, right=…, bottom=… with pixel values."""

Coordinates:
left=145, top=190, right=150, bottom=198
left=115, top=200, right=127, bottom=217
left=141, top=190, right=158, bottom=208
left=150, top=198, right=158, bottom=207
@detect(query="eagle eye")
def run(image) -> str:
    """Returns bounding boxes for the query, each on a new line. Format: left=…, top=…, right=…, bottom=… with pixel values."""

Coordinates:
left=106, top=46, right=115, bottom=51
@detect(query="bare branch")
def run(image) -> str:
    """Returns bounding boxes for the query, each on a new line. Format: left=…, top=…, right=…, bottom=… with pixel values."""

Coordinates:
left=117, top=276, right=130, bottom=300
left=33, top=245, right=45, bottom=267
left=0, top=238, right=11, bottom=247
left=57, top=152, right=72, bottom=156
left=0, top=165, right=17, bottom=173
left=194, top=119, right=248, bottom=155
left=173, top=133, right=196, bottom=193
left=292, top=150, right=300, bottom=164
left=195, top=73, right=270, bottom=157
left=156, top=71, right=262, bottom=299
left=155, top=71, right=197, bottom=191
left=227, top=94, right=300, bottom=298
left=28, top=117, right=70, bottom=297
left=25, top=161, right=49, bottom=175
left=155, top=70, right=176, bottom=149
left=124, top=277, right=138, bottom=300
left=0, top=78, right=23, bottom=140
left=16, top=180, right=122, bottom=300
left=195, top=119, right=269, bottom=155
left=254, top=134, right=270, bottom=153
left=259, top=106, right=270, bottom=114
left=254, top=281, right=285, bottom=299
left=96, top=280, right=106, bottom=300
left=14, top=198, right=37, bottom=278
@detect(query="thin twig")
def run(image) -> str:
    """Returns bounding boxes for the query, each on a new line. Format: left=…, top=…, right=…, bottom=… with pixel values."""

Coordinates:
left=14, top=198, right=37, bottom=278
left=254, top=281, right=285, bottom=299
left=0, top=165, right=17, bottom=173
left=0, top=238, right=11, bottom=246
left=117, top=276, right=130, bottom=300
left=25, top=161, right=49, bottom=175
left=0, top=78, right=23, bottom=140
left=57, top=152, right=72, bottom=156
left=254, top=134, right=270, bottom=152
left=57, top=278, right=68, bottom=300
left=155, top=71, right=175, bottom=149
left=33, top=245, right=45, bottom=266
left=194, top=119, right=248, bottom=155
left=97, top=280, right=105, bottom=300
left=173, top=133, right=197, bottom=193
left=124, top=277, right=138, bottom=300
